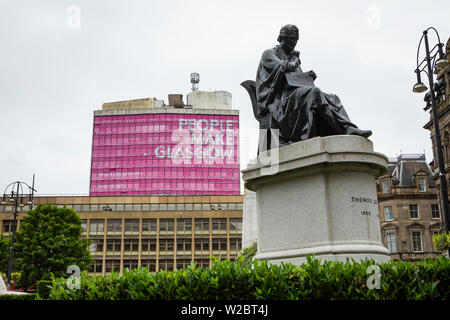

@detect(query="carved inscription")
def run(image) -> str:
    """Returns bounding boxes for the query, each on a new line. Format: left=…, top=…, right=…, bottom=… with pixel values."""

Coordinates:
left=351, top=196, right=378, bottom=217
left=351, top=196, right=377, bottom=205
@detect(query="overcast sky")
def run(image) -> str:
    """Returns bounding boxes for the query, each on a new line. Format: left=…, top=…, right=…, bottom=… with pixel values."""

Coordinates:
left=0, top=0, right=449, bottom=195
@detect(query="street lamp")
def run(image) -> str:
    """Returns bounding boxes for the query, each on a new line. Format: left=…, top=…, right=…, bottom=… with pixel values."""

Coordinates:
left=413, top=27, right=450, bottom=257
left=1, top=176, right=36, bottom=290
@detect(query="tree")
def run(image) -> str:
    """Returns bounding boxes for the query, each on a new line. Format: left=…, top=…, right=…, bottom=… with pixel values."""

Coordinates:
left=13, top=204, right=91, bottom=290
left=0, top=234, right=10, bottom=274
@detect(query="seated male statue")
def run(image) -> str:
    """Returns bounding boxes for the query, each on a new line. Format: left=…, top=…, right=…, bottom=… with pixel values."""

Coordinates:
left=256, top=24, right=372, bottom=146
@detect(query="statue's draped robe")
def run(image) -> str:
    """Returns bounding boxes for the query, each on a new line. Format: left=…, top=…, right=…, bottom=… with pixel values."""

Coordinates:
left=256, top=45, right=358, bottom=144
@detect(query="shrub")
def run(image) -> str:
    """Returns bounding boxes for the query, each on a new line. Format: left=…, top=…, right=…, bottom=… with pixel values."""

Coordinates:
left=433, top=231, right=450, bottom=252
left=37, top=280, right=53, bottom=299
left=0, top=293, right=36, bottom=300
left=45, top=256, right=450, bottom=300
left=239, top=242, right=257, bottom=268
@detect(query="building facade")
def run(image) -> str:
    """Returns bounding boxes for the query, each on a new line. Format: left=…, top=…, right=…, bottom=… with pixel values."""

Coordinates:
left=377, top=154, right=445, bottom=261
left=90, top=93, right=240, bottom=196
left=1, top=90, right=245, bottom=276
left=423, top=37, right=450, bottom=234
left=0, top=195, right=243, bottom=275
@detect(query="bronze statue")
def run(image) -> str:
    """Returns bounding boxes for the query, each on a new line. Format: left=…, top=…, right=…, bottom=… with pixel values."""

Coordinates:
left=242, top=24, right=371, bottom=154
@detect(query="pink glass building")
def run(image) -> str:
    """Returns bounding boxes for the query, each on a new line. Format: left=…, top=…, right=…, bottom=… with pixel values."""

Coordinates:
left=89, top=97, right=240, bottom=196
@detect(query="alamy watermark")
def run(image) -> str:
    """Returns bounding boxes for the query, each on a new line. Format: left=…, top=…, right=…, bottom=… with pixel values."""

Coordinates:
left=365, top=5, right=381, bottom=31
left=366, top=265, right=381, bottom=290
left=66, top=5, right=81, bottom=30
left=66, top=265, right=81, bottom=290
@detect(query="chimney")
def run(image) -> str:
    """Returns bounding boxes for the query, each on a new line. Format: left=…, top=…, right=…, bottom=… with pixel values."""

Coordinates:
left=168, top=94, right=184, bottom=108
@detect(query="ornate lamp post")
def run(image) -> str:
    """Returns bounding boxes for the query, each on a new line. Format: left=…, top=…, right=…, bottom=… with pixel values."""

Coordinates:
left=413, top=27, right=450, bottom=256
left=1, top=176, right=36, bottom=289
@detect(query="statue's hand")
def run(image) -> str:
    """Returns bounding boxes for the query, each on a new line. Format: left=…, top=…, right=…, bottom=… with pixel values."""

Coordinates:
left=290, top=50, right=300, bottom=58
left=308, top=70, right=317, bottom=80
left=286, top=60, right=299, bottom=72
left=285, top=55, right=299, bottom=72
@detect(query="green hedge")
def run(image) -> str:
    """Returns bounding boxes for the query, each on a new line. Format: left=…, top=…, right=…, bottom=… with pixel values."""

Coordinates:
left=37, top=280, right=53, bottom=300
left=0, top=293, right=36, bottom=300
left=46, top=256, right=450, bottom=300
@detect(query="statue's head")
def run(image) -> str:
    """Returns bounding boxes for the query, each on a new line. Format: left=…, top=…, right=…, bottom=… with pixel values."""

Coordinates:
left=278, top=24, right=299, bottom=54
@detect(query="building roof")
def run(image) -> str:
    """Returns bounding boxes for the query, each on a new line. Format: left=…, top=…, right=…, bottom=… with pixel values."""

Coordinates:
left=387, top=154, right=435, bottom=188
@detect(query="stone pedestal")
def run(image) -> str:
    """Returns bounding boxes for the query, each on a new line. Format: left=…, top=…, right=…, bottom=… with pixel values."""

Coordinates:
left=242, top=189, right=257, bottom=248
left=241, top=135, right=390, bottom=264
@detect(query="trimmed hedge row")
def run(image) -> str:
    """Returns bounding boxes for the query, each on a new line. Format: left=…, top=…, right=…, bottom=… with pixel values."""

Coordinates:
left=0, top=294, right=36, bottom=300
left=46, top=256, right=450, bottom=300
left=37, top=280, right=53, bottom=300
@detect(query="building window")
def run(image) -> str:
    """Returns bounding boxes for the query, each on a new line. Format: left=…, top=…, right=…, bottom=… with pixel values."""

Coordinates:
left=89, top=239, right=104, bottom=255
left=106, top=239, right=122, bottom=255
left=229, top=238, right=242, bottom=254
left=412, top=232, right=423, bottom=252
left=81, top=220, right=87, bottom=234
left=229, top=218, right=243, bottom=234
left=141, top=239, right=157, bottom=255
left=159, top=259, right=174, bottom=271
left=382, top=180, right=391, bottom=194
left=124, top=219, right=139, bottom=234
left=212, top=238, right=228, bottom=257
left=212, top=218, right=227, bottom=234
left=176, top=259, right=192, bottom=270
left=194, top=238, right=209, bottom=254
left=105, top=260, right=121, bottom=273
left=123, top=239, right=139, bottom=255
left=177, top=219, right=192, bottom=233
left=159, top=219, right=174, bottom=233
left=107, top=219, right=122, bottom=234
left=159, top=239, right=174, bottom=255
left=177, top=239, right=192, bottom=254
left=418, top=178, right=427, bottom=192
left=384, top=206, right=394, bottom=221
left=141, top=259, right=156, bottom=272
left=89, top=219, right=104, bottom=235
left=194, top=218, right=210, bottom=234
left=409, top=204, right=419, bottom=219
left=386, top=233, right=397, bottom=253
left=2, top=220, right=14, bottom=233
left=196, top=259, right=210, bottom=268
left=123, top=259, right=139, bottom=271
left=431, top=204, right=440, bottom=219
left=89, top=260, right=103, bottom=274
left=142, top=219, right=157, bottom=233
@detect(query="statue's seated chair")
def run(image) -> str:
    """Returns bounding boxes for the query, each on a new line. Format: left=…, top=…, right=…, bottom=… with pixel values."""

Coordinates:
left=241, top=80, right=279, bottom=155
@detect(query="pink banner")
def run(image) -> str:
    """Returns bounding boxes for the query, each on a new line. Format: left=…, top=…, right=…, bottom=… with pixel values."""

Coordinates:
left=90, top=113, right=240, bottom=195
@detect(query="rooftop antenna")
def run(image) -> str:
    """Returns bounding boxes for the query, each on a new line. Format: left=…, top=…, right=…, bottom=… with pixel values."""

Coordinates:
left=190, top=73, right=199, bottom=91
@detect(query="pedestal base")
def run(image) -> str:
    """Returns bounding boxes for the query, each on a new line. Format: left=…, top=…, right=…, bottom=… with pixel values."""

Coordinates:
left=242, top=135, right=390, bottom=265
